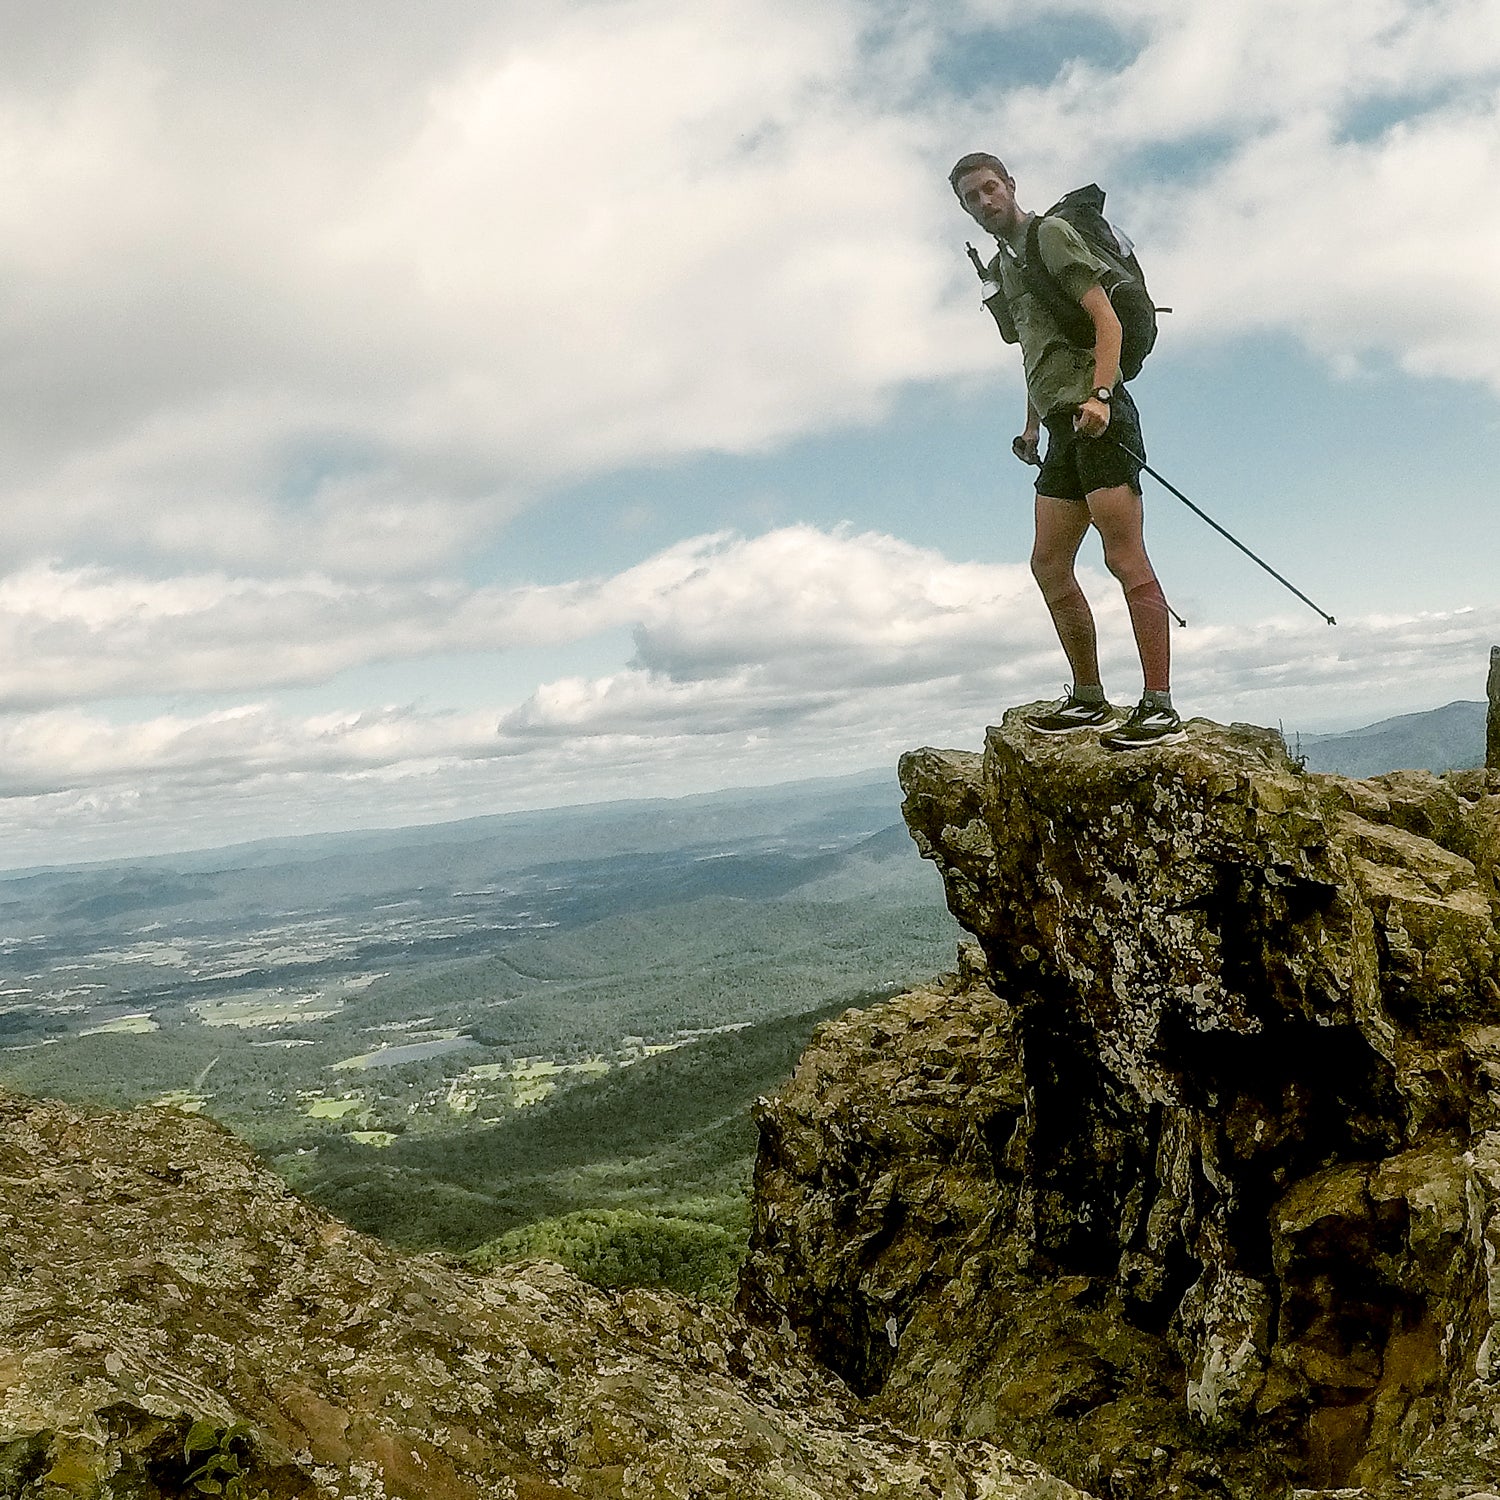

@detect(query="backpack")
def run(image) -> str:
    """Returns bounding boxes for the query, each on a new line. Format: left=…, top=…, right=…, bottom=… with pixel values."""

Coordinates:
left=1016, top=184, right=1163, bottom=381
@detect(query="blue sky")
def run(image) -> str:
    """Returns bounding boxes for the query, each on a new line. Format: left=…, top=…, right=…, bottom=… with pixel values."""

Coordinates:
left=0, top=0, right=1496, bottom=865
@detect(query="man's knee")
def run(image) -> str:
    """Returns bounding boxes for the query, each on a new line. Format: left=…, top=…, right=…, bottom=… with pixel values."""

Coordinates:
left=1030, top=551, right=1074, bottom=595
left=1033, top=564, right=1087, bottom=609
left=1103, top=549, right=1156, bottom=595
left=1089, top=491, right=1149, bottom=584
left=1101, top=541, right=1147, bottom=580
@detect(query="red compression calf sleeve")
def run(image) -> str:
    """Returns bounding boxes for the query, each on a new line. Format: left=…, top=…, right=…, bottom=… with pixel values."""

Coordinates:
left=1124, top=579, right=1171, bottom=693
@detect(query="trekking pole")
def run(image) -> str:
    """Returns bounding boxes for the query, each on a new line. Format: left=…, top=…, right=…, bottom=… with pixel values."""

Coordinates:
left=1114, top=442, right=1337, bottom=626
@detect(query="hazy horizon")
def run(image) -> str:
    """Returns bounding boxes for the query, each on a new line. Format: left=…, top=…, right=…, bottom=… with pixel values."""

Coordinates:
left=0, top=694, right=1486, bottom=876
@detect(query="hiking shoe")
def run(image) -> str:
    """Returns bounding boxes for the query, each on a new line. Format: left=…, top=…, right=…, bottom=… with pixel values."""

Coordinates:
left=1100, top=699, right=1186, bottom=751
left=1025, top=690, right=1116, bottom=735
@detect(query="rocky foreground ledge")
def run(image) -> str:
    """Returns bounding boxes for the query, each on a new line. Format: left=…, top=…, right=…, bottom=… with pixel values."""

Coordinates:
left=740, top=710, right=1500, bottom=1500
left=0, top=1091, right=1089, bottom=1499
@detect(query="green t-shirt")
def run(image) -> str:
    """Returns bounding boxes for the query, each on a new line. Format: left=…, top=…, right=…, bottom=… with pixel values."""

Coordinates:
left=990, top=216, right=1116, bottom=418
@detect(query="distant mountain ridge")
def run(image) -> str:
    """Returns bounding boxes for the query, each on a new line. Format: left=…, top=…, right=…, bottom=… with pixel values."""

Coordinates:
left=0, top=766, right=900, bottom=884
left=1290, top=698, right=1486, bottom=778
left=0, top=768, right=913, bottom=930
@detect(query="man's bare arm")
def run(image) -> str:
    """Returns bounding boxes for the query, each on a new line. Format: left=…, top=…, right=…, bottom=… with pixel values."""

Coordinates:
left=1074, top=284, right=1122, bottom=437
left=1080, top=284, right=1122, bottom=391
left=1013, top=396, right=1042, bottom=465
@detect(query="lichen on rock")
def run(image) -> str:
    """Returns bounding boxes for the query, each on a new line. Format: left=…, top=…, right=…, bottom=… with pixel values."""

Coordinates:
left=0, top=1088, right=1091, bottom=1499
left=740, top=709, right=1500, bottom=1499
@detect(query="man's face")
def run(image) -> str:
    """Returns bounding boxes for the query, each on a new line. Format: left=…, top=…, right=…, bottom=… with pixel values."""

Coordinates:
left=956, top=168, right=1020, bottom=238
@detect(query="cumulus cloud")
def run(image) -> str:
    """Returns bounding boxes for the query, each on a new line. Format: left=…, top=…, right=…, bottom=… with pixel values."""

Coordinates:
left=971, top=0, right=1500, bottom=149
left=1, top=1, right=1496, bottom=576
left=0, top=523, right=1491, bottom=866
left=0, top=528, right=1042, bottom=709
left=0, top=0, right=988, bottom=574
left=0, top=558, right=670, bottom=708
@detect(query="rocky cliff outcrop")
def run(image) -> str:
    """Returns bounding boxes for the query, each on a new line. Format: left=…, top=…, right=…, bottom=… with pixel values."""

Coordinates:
left=0, top=1089, right=1094, bottom=1500
left=1488, top=645, right=1499, bottom=769
left=739, top=712, right=1500, bottom=1500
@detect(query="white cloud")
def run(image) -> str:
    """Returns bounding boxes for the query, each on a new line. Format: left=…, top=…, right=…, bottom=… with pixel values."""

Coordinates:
left=0, top=0, right=988, bottom=574
left=0, top=560, right=646, bottom=708
left=967, top=0, right=1500, bottom=151
left=3, top=1, right=1495, bottom=578
left=1139, top=103, right=1500, bottom=384
left=0, top=529, right=1041, bottom=709
left=0, top=524, right=1490, bottom=867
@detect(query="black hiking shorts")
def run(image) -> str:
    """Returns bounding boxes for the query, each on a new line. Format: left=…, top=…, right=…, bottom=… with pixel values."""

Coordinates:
left=1036, top=386, right=1145, bottom=502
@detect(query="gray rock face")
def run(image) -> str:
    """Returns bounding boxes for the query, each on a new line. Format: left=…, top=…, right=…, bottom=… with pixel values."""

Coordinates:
left=0, top=1089, right=1091, bottom=1499
left=739, top=711, right=1500, bottom=1499
left=1488, top=645, right=1499, bottom=769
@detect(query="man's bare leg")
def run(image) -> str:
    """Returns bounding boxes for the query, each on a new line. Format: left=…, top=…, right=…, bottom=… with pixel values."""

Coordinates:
left=1031, top=492, right=1100, bottom=690
left=1085, top=483, right=1170, bottom=695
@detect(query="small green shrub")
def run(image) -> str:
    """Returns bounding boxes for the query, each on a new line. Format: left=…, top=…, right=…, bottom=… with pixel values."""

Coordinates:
left=182, top=1421, right=269, bottom=1499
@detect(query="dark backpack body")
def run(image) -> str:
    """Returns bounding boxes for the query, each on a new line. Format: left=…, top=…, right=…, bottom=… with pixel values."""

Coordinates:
left=1015, top=184, right=1160, bottom=381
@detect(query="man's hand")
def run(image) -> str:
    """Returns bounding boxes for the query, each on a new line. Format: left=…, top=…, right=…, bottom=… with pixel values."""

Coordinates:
left=1012, top=431, right=1041, bottom=466
left=1072, top=397, right=1111, bottom=438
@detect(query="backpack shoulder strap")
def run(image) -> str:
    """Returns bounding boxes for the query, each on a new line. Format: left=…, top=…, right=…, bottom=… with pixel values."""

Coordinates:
left=1021, top=217, right=1093, bottom=345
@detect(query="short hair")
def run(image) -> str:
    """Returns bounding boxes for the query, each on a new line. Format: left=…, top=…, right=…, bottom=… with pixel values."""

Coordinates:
left=948, top=152, right=1011, bottom=196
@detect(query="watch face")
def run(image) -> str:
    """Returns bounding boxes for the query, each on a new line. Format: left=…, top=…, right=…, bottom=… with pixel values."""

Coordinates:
left=1095, top=387, right=1113, bottom=402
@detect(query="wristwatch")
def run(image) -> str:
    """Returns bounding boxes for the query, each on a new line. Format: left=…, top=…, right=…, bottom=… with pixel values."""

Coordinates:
left=1092, top=386, right=1113, bottom=403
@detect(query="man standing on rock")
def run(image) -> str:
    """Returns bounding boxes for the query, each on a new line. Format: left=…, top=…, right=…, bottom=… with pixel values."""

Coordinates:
left=950, top=152, right=1183, bottom=750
